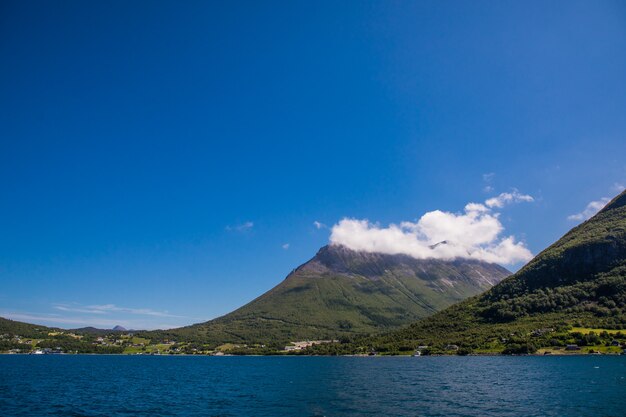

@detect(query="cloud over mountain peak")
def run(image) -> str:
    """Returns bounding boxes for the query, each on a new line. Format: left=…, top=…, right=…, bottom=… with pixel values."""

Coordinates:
left=329, top=192, right=534, bottom=265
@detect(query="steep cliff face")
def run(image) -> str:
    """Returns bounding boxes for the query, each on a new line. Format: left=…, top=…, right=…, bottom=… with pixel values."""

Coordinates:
left=167, top=245, right=510, bottom=344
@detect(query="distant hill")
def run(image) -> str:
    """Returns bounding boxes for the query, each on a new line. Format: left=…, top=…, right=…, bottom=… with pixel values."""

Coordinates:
left=0, top=318, right=135, bottom=338
left=150, top=244, right=510, bottom=345
left=345, top=189, right=626, bottom=355
left=0, top=317, right=128, bottom=354
left=71, top=325, right=132, bottom=334
left=0, top=317, right=58, bottom=338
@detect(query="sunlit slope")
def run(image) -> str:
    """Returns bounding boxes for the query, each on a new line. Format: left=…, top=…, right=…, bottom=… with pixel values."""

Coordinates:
left=161, top=245, right=510, bottom=345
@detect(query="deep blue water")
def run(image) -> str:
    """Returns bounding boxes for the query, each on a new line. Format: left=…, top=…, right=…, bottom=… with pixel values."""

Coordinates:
left=0, top=355, right=625, bottom=417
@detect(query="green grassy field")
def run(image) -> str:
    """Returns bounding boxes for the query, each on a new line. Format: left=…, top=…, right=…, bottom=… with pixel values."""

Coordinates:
left=570, top=327, right=624, bottom=335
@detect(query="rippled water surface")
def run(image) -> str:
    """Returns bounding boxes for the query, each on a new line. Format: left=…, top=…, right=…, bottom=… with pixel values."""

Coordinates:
left=1, top=355, right=625, bottom=416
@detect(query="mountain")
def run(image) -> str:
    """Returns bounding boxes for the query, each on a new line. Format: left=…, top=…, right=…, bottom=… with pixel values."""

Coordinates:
left=155, top=245, right=510, bottom=346
left=349, top=189, right=626, bottom=355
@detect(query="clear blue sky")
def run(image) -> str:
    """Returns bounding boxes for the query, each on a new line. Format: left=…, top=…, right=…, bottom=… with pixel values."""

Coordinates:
left=1, top=1, right=625, bottom=329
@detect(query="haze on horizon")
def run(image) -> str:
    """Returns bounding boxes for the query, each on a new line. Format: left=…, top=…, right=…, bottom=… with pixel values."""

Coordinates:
left=1, top=1, right=626, bottom=330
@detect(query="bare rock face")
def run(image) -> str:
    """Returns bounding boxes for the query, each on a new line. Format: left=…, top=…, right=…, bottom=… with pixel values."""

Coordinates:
left=298, top=244, right=510, bottom=291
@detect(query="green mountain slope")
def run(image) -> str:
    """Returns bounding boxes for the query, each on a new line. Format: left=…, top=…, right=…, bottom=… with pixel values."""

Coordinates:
left=341, top=190, right=626, bottom=355
left=152, top=245, right=510, bottom=345
left=0, top=317, right=58, bottom=338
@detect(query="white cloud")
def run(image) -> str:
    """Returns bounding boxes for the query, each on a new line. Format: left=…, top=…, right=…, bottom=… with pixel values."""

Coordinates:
left=329, top=192, right=535, bottom=265
left=0, top=311, right=183, bottom=330
left=54, top=303, right=186, bottom=318
left=567, top=198, right=610, bottom=222
left=313, top=221, right=327, bottom=229
left=568, top=184, right=625, bottom=222
left=3, top=312, right=129, bottom=328
left=54, top=305, right=107, bottom=315
left=282, top=243, right=290, bottom=250
left=485, top=191, right=534, bottom=208
left=482, top=173, right=495, bottom=193
left=3, top=303, right=201, bottom=331
left=226, top=221, right=254, bottom=232
left=482, top=172, right=495, bottom=182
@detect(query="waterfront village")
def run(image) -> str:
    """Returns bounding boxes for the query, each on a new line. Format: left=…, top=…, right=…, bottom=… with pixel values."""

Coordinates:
left=0, top=331, right=339, bottom=355
left=2, top=328, right=626, bottom=356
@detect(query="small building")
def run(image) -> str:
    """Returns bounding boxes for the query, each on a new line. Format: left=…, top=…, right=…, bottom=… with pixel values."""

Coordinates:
left=565, top=344, right=581, bottom=351
left=445, top=344, right=459, bottom=351
left=284, top=340, right=335, bottom=352
left=531, top=328, right=554, bottom=337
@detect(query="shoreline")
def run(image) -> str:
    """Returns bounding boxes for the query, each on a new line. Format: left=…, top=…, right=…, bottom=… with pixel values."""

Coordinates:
left=2, top=352, right=624, bottom=357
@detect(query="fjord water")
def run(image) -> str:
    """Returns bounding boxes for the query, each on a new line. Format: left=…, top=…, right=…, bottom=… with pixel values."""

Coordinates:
left=1, top=356, right=625, bottom=417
